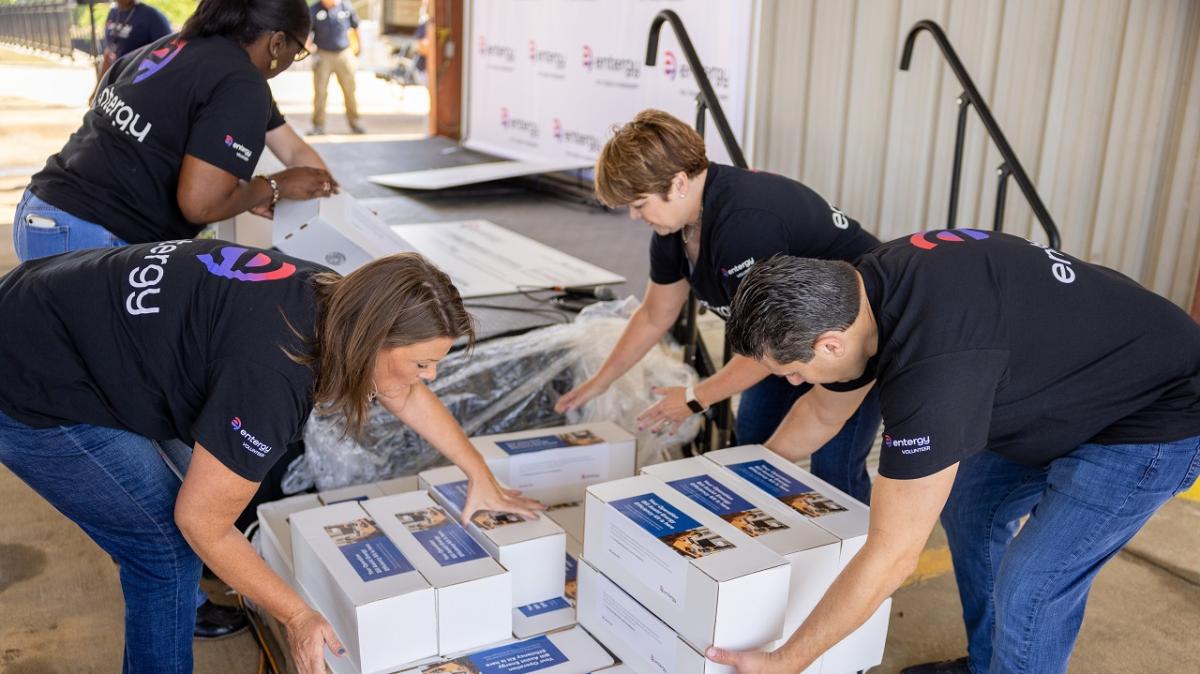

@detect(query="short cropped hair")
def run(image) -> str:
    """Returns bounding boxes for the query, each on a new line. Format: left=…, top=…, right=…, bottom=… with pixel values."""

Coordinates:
left=727, top=255, right=861, bottom=364
left=594, top=109, right=710, bottom=207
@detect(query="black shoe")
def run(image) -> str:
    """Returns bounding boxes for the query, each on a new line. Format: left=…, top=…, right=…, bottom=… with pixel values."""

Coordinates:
left=194, top=599, right=249, bottom=640
left=349, top=123, right=366, bottom=135
left=900, top=657, right=972, bottom=674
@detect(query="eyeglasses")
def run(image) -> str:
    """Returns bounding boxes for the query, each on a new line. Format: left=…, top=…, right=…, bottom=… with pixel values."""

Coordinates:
left=282, top=31, right=310, bottom=62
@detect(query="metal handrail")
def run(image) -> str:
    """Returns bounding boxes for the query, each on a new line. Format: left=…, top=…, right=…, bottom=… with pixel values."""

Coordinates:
left=646, top=10, right=748, bottom=169
left=900, top=19, right=1062, bottom=250
left=646, top=9, right=750, bottom=452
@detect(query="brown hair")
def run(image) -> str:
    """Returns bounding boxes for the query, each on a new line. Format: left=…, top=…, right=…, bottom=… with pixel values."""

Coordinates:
left=594, top=108, right=710, bottom=207
left=297, top=253, right=475, bottom=436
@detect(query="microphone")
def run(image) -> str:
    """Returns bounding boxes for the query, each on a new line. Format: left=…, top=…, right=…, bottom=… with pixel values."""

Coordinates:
left=553, top=285, right=618, bottom=301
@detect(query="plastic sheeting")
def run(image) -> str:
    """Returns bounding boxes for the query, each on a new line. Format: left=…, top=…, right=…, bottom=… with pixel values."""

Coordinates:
left=283, top=297, right=700, bottom=493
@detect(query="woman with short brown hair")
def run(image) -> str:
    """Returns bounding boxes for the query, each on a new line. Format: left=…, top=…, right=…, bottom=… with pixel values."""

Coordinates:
left=0, top=242, right=540, bottom=673
left=557, top=108, right=881, bottom=503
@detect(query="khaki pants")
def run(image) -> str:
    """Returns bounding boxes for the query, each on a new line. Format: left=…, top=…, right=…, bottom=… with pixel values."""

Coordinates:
left=312, top=48, right=359, bottom=127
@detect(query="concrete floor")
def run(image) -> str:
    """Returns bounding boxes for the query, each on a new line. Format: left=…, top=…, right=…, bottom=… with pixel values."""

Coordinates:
left=1, top=47, right=1199, bottom=674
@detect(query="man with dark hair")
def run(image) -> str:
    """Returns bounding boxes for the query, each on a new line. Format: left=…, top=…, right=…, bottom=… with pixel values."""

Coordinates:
left=707, top=231, right=1200, bottom=674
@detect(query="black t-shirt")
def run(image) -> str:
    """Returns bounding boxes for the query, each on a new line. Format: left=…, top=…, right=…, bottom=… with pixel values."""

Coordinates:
left=649, top=163, right=880, bottom=320
left=104, top=2, right=172, bottom=59
left=829, top=230, right=1200, bottom=479
left=0, top=240, right=328, bottom=482
left=30, top=34, right=287, bottom=244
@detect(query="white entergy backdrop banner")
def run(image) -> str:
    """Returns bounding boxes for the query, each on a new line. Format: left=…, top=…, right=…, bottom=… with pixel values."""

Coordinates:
left=464, top=0, right=758, bottom=167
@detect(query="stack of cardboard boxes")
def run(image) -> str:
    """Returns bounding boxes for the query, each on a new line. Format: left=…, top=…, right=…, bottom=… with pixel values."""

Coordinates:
left=255, top=429, right=888, bottom=673
left=576, top=446, right=890, bottom=674
left=257, top=422, right=636, bottom=674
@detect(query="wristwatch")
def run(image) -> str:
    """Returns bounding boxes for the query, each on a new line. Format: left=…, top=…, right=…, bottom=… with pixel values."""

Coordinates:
left=257, top=174, right=280, bottom=205
left=685, top=385, right=707, bottom=415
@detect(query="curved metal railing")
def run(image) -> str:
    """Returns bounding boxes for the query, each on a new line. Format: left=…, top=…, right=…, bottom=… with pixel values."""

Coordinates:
left=900, top=19, right=1062, bottom=249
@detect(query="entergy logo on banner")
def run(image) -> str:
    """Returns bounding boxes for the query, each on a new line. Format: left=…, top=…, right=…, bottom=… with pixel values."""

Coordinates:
left=551, top=117, right=601, bottom=156
left=477, top=35, right=514, bottom=65
left=661, top=49, right=731, bottom=89
left=581, top=42, right=640, bottom=80
left=498, top=106, right=538, bottom=141
left=528, top=39, right=566, bottom=71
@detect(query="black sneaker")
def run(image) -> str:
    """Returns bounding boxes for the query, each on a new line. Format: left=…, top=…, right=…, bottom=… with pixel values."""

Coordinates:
left=193, top=599, right=249, bottom=640
left=349, top=123, right=366, bottom=135
left=900, top=657, right=972, bottom=674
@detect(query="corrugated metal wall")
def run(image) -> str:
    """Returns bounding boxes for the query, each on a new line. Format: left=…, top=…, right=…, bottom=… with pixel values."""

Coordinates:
left=750, top=0, right=1200, bottom=308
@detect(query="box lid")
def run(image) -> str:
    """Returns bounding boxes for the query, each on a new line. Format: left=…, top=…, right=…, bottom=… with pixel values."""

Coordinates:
left=362, top=492, right=507, bottom=587
left=290, top=501, right=430, bottom=607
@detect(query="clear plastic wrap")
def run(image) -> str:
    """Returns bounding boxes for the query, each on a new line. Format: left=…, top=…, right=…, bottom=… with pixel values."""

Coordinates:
left=283, top=297, right=700, bottom=493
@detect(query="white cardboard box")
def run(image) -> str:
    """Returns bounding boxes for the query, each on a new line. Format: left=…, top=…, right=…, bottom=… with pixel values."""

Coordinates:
left=376, top=475, right=420, bottom=495
left=583, top=475, right=790, bottom=653
left=273, top=192, right=414, bottom=275
left=291, top=502, right=437, bottom=673
left=320, top=482, right=387, bottom=505
left=641, top=457, right=841, bottom=667
left=823, top=598, right=891, bottom=674
left=703, top=445, right=890, bottom=673
left=397, top=626, right=613, bottom=674
left=577, top=558, right=730, bottom=674
left=362, top=492, right=513, bottom=655
left=510, top=521, right=581, bottom=638
left=256, top=494, right=321, bottom=590
left=419, top=465, right=567, bottom=607
left=470, top=422, right=637, bottom=506
left=702, top=446, right=870, bottom=567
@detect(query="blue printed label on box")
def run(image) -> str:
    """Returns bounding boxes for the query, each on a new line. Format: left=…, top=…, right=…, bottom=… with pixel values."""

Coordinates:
left=728, top=460, right=847, bottom=518
left=667, top=474, right=790, bottom=538
left=610, top=493, right=702, bottom=538
left=611, top=493, right=735, bottom=559
left=728, top=460, right=810, bottom=498
left=516, top=596, right=572, bottom=617
left=565, top=553, right=577, bottom=582
left=427, top=634, right=568, bottom=673
left=397, top=506, right=489, bottom=566
left=666, top=475, right=755, bottom=516
left=324, top=518, right=414, bottom=582
left=495, top=430, right=602, bottom=455
left=434, top=479, right=470, bottom=513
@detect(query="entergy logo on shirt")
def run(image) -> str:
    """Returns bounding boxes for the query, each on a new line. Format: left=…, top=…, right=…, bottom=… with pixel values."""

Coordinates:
left=883, top=433, right=932, bottom=456
left=721, top=256, right=756, bottom=279
left=233, top=418, right=272, bottom=458
left=224, top=134, right=253, bottom=162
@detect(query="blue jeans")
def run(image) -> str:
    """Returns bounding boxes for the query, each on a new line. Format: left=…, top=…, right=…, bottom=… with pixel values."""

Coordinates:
left=736, top=375, right=880, bottom=503
left=12, top=188, right=126, bottom=262
left=11, top=188, right=213, bottom=615
left=941, top=438, right=1200, bottom=673
left=0, top=409, right=201, bottom=674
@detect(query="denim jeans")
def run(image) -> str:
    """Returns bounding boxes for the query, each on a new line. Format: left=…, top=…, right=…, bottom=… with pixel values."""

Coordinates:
left=12, top=188, right=126, bottom=262
left=0, top=409, right=201, bottom=673
left=736, top=375, right=881, bottom=504
left=941, top=437, right=1200, bottom=673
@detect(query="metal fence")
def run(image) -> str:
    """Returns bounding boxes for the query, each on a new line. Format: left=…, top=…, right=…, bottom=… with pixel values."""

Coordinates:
left=0, top=0, right=97, bottom=59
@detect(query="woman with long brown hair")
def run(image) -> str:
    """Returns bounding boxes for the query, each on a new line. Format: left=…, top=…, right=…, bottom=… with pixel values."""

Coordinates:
left=0, top=241, right=541, bottom=673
